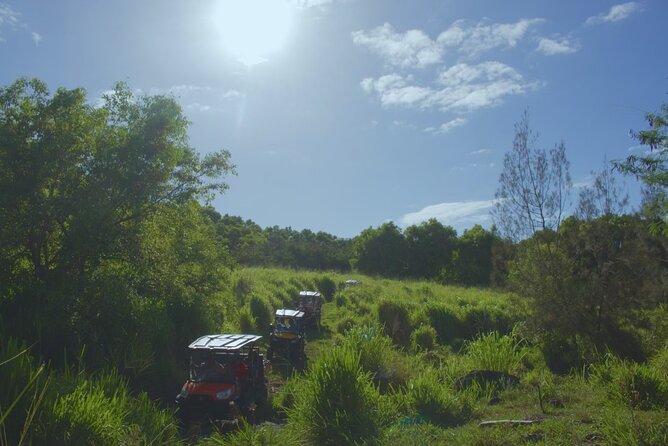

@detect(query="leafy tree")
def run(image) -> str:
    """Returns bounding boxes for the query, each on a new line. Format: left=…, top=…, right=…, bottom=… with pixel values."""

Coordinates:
left=447, top=225, right=496, bottom=286
left=0, top=77, right=235, bottom=365
left=353, top=222, right=408, bottom=277
left=493, top=111, right=572, bottom=241
left=511, top=215, right=668, bottom=358
left=614, top=102, right=668, bottom=236
left=404, top=219, right=457, bottom=278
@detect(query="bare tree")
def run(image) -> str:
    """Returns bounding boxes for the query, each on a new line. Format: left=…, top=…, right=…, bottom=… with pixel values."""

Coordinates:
left=576, top=159, right=629, bottom=220
left=492, top=111, right=572, bottom=241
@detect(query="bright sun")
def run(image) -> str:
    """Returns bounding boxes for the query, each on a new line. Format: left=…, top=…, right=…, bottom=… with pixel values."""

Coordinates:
left=215, top=0, right=295, bottom=66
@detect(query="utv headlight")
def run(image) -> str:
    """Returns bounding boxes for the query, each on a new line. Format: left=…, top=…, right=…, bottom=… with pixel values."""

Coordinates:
left=216, top=388, right=233, bottom=400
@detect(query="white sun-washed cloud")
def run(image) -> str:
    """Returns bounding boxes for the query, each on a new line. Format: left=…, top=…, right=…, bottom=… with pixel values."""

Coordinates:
left=1, top=3, right=40, bottom=43
left=185, top=103, right=212, bottom=112
left=352, top=18, right=543, bottom=69
left=536, top=37, right=578, bottom=55
left=399, top=200, right=496, bottom=230
left=363, top=62, right=538, bottom=113
left=0, top=3, right=20, bottom=29
left=437, top=18, right=544, bottom=57
left=352, top=23, right=443, bottom=68
left=470, top=149, right=491, bottom=155
left=585, top=2, right=641, bottom=26
left=424, top=117, right=468, bottom=135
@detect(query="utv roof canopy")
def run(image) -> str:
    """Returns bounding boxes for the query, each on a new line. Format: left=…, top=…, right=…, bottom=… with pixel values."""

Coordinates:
left=188, top=334, right=262, bottom=351
left=275, top=309, right=305, bottom=318
left=299, top=290, right=321, bottom=298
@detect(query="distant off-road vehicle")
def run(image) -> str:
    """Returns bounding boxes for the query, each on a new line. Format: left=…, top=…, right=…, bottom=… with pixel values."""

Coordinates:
left=267, top=309, right=307, bottom=368
left=176, top=334, right=269, bottom=424
left=297, top=290, right=322, bottom=327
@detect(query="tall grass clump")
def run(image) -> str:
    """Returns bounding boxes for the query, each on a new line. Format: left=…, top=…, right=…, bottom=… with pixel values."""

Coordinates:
left=377, top=300, right=412, bottom=346
left=405, top=369, right=473, bottom=427
left=465, top=331, right=527, bottom=375
left=591, top=355, right=668, bottom=410
left=288, top=345, right=382, bottom=445
left=340, top=325, right=392, bottom=378
left=0, top=338, right=48, bottom=445
left=249, top=295, right=273, bottom=336
left=35, top=369, right=179, bottom=446
left=411, top=325, right=437, bottom=352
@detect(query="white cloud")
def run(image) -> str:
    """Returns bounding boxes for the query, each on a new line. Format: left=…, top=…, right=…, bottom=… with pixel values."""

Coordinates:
left=586, top=2, right=641, bottom=25
left=362, top=62, right=536, bottom=113
left=0, top=4, right=20, bottom=28
left=470, top=149, right=491, bottom=155
left=352, top=23, right=443, bottom=68
left=425, top=117, right=467, bottom=135
left=185, top=102, right=212, bottom=112
left=437, top=18, right=544, bottom=57
left=353, top=19, right=544, bottom=68
left=536, top=37, right=578, bottom=55
left=0, top=4, right=39, bottom=43
left=399, top=200, right=495, bottom=230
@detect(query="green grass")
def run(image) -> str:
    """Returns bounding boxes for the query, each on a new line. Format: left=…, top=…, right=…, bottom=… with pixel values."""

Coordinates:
left=3, top=267, right=665, bottom=445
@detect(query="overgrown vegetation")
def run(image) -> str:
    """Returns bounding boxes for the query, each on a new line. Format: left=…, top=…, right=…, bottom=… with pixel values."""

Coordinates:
left=1, top=77, right=667, bottom=444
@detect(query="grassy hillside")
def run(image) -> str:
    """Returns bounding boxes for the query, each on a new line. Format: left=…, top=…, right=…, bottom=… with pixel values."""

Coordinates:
left=208, top=268, right=668, bottom=446
left=2, top=267, right=666, bottom=445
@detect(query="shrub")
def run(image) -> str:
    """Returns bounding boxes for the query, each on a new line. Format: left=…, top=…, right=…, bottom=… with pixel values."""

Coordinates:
left=288, top=345, right=381, bottom=445
left=460, top=306, right=512, bottom=339
left=334, top=293, right=348, bottom=308
left=411, top=325, right=437, bottom=352
left=316, top=276, right=337, bottom=301
left=425, top=305, right=462, bottom=346
left=378, top=300, right=412, bottom=346
left=249, top=295, right=273, bottom=335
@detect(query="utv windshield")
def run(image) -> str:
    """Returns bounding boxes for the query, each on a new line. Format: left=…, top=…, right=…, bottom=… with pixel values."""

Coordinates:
left=189, top=352, right=237, bottom=383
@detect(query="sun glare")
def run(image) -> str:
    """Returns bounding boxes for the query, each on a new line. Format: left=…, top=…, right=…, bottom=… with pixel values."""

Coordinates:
left=215, top=0, right=295, bottom=66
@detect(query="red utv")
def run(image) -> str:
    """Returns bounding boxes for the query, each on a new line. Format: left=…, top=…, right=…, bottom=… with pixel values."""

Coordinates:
left=175, top=334, right=269, bottom=424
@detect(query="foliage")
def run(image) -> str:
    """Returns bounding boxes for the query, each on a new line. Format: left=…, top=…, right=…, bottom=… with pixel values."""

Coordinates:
left=288, top=345, right=382, bottom=445
left=464, top=331, right=527, bottom=375
left=315, top=276, right=337, bottom=301
left=411, top=325, right=437, bottom=352
left=511, top=215, right=668, bottom=356
left=614, top=102, right=668, bottom=236
left=405, top=369, right=473, bottom=427
left=353, top=222, right=409, bottom=277
left=377, top=300, right=412, bottom=346
left=249, top=295, right=273, bottom=335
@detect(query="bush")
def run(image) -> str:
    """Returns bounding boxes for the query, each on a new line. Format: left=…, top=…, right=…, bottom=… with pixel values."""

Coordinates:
left=425, top=305, right=462, bottom=346
left=378, top=300, right=412, bottom=346
left=316, top=276, right=337, bottom=301
left=288, top=345, right=382, bottom=445
left=411, top=325, right=437, bottom=352
left=340, top=325, right=393, bottom=379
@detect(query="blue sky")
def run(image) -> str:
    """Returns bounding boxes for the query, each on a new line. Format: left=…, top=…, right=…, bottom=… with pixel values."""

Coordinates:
left=2, top=0, right=666, bottom=237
